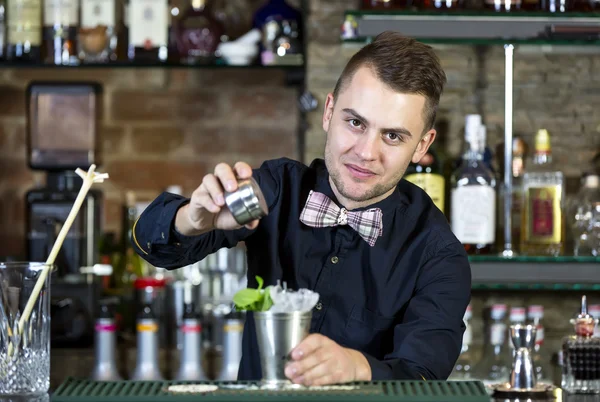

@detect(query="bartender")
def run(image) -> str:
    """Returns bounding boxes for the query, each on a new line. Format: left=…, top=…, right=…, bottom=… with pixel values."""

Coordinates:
left=132, top=31, right=471, bottom=386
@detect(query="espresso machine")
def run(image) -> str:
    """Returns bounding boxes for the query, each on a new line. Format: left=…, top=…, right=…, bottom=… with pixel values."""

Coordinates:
left=24, top=81, right=104, bottom=348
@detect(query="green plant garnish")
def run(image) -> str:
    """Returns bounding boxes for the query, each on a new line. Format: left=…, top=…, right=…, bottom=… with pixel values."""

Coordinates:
left=233, top=275, right=273, bottom=312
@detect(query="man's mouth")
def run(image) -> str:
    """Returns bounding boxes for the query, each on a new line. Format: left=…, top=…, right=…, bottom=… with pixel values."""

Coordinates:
left=345, top=164, right=376, bottom=179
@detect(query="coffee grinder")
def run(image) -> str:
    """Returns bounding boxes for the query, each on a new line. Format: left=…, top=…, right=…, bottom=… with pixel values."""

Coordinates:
left=24, top=81, right=104, bottom=348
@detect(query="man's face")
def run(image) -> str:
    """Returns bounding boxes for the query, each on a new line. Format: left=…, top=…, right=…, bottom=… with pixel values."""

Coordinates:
left=322, top=66, right=436, bottom=209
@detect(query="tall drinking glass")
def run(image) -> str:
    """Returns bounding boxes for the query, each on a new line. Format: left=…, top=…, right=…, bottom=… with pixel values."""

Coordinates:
left=0, top=262, right=52, bottom=396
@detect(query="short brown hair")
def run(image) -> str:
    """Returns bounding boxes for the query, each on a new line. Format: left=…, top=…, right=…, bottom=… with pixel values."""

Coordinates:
left=333, top=31, right=447, bottom=133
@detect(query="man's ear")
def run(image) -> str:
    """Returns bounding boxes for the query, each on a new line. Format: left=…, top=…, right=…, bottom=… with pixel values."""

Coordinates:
left=412, top=130, right=437, bottom=164
left=322, top=93, right=335, bottom=132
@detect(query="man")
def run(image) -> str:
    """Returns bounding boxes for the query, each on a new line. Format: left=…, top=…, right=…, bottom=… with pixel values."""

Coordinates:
left=133, top=31, right=471, bottom=385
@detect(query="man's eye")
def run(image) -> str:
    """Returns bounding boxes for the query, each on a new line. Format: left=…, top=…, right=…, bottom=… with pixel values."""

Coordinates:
left=386, top=133, right=403, bottom=142
left=350, top=119, right=361, bottom=127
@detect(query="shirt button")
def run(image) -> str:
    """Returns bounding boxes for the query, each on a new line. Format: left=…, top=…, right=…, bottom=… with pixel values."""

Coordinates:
left=147, top=242, right=151, bottom=250
left=161, top=232, right=165, bottom=239
left=315, top=302, right=323, bottom=311
left=331, top=256, right=339, bottom=264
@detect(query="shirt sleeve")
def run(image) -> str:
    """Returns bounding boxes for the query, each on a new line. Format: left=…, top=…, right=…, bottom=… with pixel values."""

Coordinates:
left=131, top=161, right=281, bottom=270
left=361, top=242, right=471, bottom=380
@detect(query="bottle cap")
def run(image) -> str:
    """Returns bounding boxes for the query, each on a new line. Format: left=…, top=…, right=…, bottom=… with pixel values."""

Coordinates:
left=490, top=304, right=507, bottom=320
left=463, top=304, right=472, bottom=321
left=571, top=295, right=597, bottom=337
left=527, top=305, right=544, bottom=320
left=534, top=129, right=551, bottom=154
left=589, top=304, right=600, bottom=317
left=509, top=307, right=526, bottom=322
left=584, top=174, right=600, bottom=189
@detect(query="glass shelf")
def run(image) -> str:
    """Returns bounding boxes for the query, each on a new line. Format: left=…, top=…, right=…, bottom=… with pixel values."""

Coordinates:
left=345, top=9, right=600, bottom=18
left=0, top=61, right=305, bottom=70
left=469, top=255, right=600, bottom=263
left=469, top=255, right=600, bottom=291
left=342, top=10, right=600, bottom=47
left=472, top=283, right=600, bottom=291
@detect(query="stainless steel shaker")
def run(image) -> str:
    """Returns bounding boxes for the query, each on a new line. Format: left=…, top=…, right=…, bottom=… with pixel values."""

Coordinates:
left=224, top=177, right=268, bottom=225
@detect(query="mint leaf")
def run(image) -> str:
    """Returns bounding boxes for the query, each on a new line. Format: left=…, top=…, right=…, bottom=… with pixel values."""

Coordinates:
left=233, top=288, right=261, bottom=310
left=260, top=286, right=274, bottom=311
left=233, top=275, right=273, bottom=312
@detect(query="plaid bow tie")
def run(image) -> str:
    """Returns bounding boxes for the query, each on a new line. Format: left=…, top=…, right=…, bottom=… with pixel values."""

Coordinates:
left=299, top=190, right=383, bottom=247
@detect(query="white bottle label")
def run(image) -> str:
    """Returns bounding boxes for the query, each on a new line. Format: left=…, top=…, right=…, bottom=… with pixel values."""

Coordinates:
left=491, top=323, right=506, bottom=346
left=81, top=0, right=115, bottom=28
left=536, top=326, right=544, bottom=345
left=451, top=186, right=496, bottom=244
left=463, top=324, right=472, bottom=346
left=8, top=0, right=42, bottom=45
left=130, top=0, right=167, bottom=47
left=44, top=0, right=79, bottom=26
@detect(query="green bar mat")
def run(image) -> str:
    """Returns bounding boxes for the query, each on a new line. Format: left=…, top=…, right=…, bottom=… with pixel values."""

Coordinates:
left=51, top=378, right=489, bottom=402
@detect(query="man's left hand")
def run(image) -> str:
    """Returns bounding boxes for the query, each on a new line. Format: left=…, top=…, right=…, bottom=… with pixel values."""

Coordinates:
left=284, top=334, right=372, bottom=386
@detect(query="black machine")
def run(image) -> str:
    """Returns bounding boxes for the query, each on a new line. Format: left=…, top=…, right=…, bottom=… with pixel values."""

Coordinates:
left=24, top=81, right=104, bottom=348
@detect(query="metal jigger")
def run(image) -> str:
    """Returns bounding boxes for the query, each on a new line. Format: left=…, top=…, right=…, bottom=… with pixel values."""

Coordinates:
left=254, top=311, right=312, bottom=389
left=510, top=324, right=537, bottom=389
left=493, top=324, right=554, bottom=398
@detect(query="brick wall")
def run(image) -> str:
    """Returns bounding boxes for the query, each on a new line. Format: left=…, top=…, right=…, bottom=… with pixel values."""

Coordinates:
left=1, top=0, right=599, bottom=377
left=0, top=68, right=299, bottom=259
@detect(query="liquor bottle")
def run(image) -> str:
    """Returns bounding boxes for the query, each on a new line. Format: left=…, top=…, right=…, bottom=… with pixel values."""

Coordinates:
left=497, top=136, right=527, bottom=254
left=253, top=0, right=302, bottom=66
left=0, top=0, right=5, bottom=60
left=118, top=190, right=144, bottom=287
left=473, top=304, right=510, bottom=385
left=78, top=0, right=118, bottom=63
left=546, top=0, right=569, bottom=11
left=483, top=0, right=521, bottom=11
left=451, top=115, right=497, bottom=255
left=562, top=295, right=600, bottom=393
left=568, top=174, right=600, bottom=256
left=43, top=0, right=80, bottom=65
left=405, top=147, right=446, bottom=214
left=128, top=0, right=168, bottom=62
left=6, top=0, right=42, bottom=62
left=589, top=304, right=600, bottom=338
left=116, top=0, right=128, bottom=60
left=362, top=0, right=398, bottom=8
left=520, top=0, right=542, bottom=10
left=520, top=129, right=565, bottom=257
left=528, top=305, right=551, bottom=382
left=173, top=0, right=223, bottom=65
left=449, top=304, right=473, bottom=380
left=419, top=0, right=464, bottom=10
left=211, top=0, right=253, bottom=42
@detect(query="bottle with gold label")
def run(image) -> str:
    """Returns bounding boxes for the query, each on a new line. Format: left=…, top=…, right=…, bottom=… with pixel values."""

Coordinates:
left=520, top=129, right=565, bottom=256
left=6, top=0, right=42, bottom=62
left=405, top=147, right=446, bottom=214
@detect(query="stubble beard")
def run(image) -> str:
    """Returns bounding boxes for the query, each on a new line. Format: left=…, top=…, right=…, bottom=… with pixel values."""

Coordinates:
left=324, top=130, right=405, bottom=205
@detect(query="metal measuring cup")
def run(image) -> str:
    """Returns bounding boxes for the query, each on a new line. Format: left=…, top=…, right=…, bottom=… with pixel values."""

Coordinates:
left=224, top=177, right=268, bottom=225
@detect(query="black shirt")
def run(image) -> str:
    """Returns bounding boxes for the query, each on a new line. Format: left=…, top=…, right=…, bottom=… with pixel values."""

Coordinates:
left=132, top=157, right=471, bottom=381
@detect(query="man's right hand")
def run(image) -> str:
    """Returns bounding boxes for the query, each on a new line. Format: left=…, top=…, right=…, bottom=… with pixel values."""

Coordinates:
left=174, top=161, right=260, bottom=236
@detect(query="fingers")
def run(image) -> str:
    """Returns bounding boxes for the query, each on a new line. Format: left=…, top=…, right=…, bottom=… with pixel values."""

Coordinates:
left=291, top=334, right=326, bottom=361
left=214, top=162, right=239, bottom=192
left=233, top=161, right=253, bottom=179
left=245, top=219, right=260, bottom=230
left=296, top=361, right=341, bottom=386
left=285, top=350, right=325, bottom=380
left=202, top=174, right=225, bottom=207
